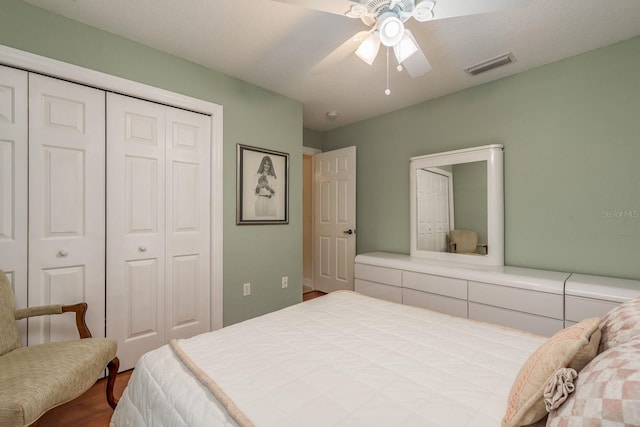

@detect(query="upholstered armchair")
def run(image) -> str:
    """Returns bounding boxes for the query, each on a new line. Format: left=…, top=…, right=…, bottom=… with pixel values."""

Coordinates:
left=449, top=229, right=488, bottom=255
left=0, top=269, right=119, bottom=427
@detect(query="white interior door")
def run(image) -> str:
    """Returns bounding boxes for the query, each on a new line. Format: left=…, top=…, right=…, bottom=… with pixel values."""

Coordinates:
left=107, top=93, right=167, bottom=370
left=28, top=74, right=106, bottom=344
left=165, top=106, right=211, bottom=340
left=417, top=168, right=453, bottom=252
left=107, top=94, right=211, bottom=370
left=313, top=147, right=356, bottom=293
left=0, top=65, right=28, bottom=343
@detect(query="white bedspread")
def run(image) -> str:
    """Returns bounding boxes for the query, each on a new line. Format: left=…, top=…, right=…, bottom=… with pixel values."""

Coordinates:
left=111, top=291, right=545, bottom=427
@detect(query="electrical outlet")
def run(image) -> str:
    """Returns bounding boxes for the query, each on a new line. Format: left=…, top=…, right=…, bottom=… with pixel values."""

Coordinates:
left=281, top=276, right=288, bottom=289
left=243, top=283, right=251, bottom=296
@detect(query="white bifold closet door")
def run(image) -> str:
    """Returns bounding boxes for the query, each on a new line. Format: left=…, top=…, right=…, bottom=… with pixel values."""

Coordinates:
left=107, top=93, right=211, bottom=371
left=0, top=65, right=28, bottom=343
left=28, top=73, right=106, bottom=344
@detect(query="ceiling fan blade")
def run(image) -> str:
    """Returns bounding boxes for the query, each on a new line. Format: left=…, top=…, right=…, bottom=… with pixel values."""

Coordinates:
left=402, top=45, right=432, bottom=78
left=269, top=0, right=359, bottom=16
left=308, top=30, right=372, bottom=74
left=429, top=0, right=532, bottom=21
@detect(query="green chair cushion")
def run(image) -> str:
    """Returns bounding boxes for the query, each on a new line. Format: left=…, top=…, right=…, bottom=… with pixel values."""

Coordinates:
left=0, top=338, right=117, bottom=427
left=0, top=271, right=20, bottom=357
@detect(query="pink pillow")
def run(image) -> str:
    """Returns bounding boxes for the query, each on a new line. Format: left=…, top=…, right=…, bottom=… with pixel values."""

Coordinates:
left=546, top=336, right=640, bottom=426
left=502, top=318, right=601, bottom=427
left=598, top=296, right=640, bottom=353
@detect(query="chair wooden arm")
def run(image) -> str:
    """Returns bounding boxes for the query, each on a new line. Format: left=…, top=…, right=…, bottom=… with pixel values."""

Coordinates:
left=62, top=303, right=92, bottom=339
left=14, top=302, right=92, bottom=339
left=477, top=244, right=488, bottom=255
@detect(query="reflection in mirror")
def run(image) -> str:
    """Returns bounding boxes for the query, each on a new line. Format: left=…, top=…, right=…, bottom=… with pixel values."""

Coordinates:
left=410, top=145, right=503, bottom=266
left=416, top=167, right=454, bottom=252
left=416, top=161, right=487, bottom=253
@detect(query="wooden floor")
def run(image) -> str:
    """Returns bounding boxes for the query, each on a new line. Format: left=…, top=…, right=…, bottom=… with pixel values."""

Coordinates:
left=303, top=290, right=326, bottom=301
left=38, top=370, right=132, bottom=427
left=39, top=290, right=326, bottom=426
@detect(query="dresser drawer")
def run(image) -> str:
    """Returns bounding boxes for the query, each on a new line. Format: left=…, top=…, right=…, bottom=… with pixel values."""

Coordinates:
left=402, top=271, right=467, bottom=300
left=565, top=295, right=618, bottom=323
left=469, top=302, right=564, bottom=336
left=355, top=279, right=402, bottom=303
left=354, top=263, right=402, bottom=287
left=468, top=281, right=563, bottom=319
left=402, top=288, right=467, bottom=318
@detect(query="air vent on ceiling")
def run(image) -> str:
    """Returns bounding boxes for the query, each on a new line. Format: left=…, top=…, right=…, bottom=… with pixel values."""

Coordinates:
left=465, top=53, right=516, bottom=76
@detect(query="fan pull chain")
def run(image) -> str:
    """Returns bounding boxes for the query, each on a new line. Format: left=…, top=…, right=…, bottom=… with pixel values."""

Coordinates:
left=385, top=47, right=391, bottom=96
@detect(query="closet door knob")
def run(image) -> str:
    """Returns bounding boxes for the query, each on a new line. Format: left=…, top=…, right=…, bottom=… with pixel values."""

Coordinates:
left=57, top=248, right=69, bottom=257
left=139, top=246, right=147, bottom=252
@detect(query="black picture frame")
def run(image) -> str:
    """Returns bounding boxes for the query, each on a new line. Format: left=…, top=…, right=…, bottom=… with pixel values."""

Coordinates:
left=236, top=144, right=289, bottom=225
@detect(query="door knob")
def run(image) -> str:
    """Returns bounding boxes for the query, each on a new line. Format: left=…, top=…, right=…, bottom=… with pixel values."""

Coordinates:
left=57, top=248, right=69, bottom=257
left=343, top=229, right=354, bottom=235
left=138, top=246, right=147, bottom=252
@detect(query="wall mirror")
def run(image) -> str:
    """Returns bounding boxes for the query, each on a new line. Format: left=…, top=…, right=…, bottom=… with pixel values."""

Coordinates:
left=410, top=144, right=504, bottom=266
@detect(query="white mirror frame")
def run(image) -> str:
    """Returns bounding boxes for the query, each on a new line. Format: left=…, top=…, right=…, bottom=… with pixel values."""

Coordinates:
left=410, top=144, right=504, bottom=266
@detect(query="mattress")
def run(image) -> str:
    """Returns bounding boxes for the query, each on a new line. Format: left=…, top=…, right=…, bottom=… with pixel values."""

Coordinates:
left=110, top=291, right=546, bottom=427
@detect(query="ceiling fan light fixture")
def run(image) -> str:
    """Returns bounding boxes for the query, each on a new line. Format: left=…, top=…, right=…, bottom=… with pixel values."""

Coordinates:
left=412, top=0, right=436, bottom=22
left=355, top=33, right=381, bottom=65
left=377, top=12, right=405, bottom=47
left=346, top=3, right=368, bottom=19
left=393, top=29, right=419, bottom=64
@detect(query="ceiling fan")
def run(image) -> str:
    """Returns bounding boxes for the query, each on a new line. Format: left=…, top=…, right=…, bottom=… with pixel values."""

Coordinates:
left=272, top=0, right=531, bottom=91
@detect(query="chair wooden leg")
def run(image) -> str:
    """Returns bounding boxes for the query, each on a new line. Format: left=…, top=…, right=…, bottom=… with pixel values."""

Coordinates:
left=106, top=357, right=120, bottom=409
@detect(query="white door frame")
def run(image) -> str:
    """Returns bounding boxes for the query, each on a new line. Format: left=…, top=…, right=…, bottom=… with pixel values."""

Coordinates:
left=0, top=44, right=224, bottom=330
left=302, top=146, right=321, bottom=290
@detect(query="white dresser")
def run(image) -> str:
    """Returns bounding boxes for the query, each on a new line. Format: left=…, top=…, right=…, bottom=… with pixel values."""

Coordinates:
left=564, top=274, right=640, bottom=326
left=355, top=252, right=640, bottom=336
left=355, top=252, right=567, bottom=336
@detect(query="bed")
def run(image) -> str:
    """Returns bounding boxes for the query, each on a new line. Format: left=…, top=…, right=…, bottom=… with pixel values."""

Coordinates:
left=109, top=290, right=640, bottom=427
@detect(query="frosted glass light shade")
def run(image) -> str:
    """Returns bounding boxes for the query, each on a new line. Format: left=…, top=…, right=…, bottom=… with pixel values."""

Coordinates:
left=355, top=33, right=381, bottom=65
left=393, top=29, right=419, bottom=63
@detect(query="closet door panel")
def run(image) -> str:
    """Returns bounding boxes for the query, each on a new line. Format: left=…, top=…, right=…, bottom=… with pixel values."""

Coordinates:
left=107, top=93, right=166, bottom=371
left=36, top=266, right=85, bottom=343
left=28, top=74, right=105, bottom=344
left=166, top=107, right=210, bottom=339
left=0, top=65, right=28, bottom=344
left=125, top=259, right=161, bottom=338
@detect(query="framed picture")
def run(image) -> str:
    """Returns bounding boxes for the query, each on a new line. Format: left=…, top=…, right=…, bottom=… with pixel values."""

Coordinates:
left=236, top=144, right=289, bottom=225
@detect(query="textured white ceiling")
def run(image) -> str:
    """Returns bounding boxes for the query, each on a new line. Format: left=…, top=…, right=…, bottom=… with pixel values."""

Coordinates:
left=22, top=0, right=640, bottom=131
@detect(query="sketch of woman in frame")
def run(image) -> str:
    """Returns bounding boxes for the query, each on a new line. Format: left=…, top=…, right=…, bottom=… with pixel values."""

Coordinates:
left=254, top=155, right=277, bottom=216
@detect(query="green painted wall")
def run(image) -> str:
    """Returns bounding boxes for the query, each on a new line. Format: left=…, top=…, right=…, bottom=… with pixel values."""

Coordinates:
left=303, top=127, right=323, bottom=150
left=324, top=36, right=640, bottom=280
left=0, top=0, right=304, bottom=325
left=452, top=161, right=488, bottom=246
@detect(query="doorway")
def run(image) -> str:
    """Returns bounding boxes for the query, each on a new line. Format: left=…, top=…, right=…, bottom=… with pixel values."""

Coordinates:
left=302, top=146, right=357, bottom=296
left=302, top=152, right=316, bottom=294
